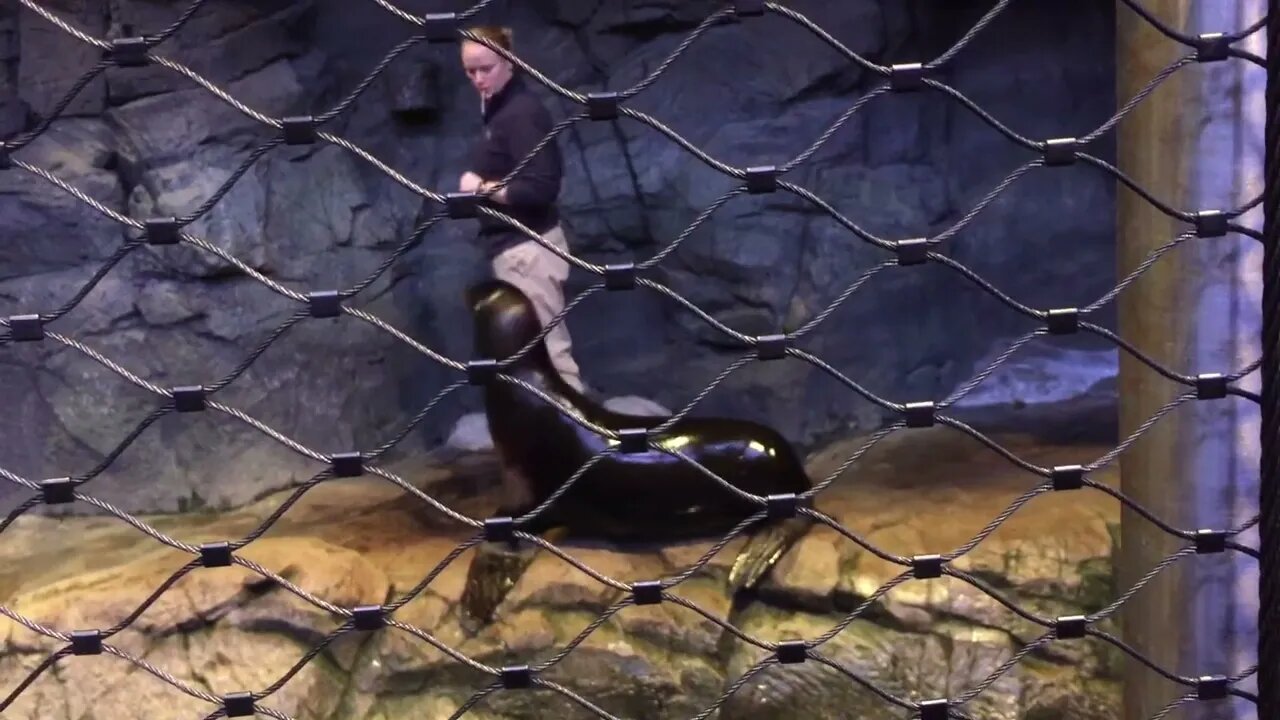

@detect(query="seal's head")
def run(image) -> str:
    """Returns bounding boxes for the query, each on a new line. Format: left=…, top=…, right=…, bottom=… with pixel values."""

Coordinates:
left=466, top=279, right=551, bottom=369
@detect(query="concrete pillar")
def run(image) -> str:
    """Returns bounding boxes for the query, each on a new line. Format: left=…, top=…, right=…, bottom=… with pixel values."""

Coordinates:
left=1116, top=3, right=1264, bottom=719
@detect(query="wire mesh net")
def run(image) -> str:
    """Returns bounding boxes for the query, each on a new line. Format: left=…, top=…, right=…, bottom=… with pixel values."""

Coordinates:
left=0, top=1, right=1271, bottom=719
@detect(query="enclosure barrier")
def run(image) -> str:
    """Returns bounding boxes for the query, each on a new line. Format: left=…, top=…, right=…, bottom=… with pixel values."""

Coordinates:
left=0, top=0, right=1273, bottom=718
left=1258, top=2, right=1278, bottom=716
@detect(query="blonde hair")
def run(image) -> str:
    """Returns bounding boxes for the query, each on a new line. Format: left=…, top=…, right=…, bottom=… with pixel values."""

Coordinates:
left=466, top=25, right=514, bottom=53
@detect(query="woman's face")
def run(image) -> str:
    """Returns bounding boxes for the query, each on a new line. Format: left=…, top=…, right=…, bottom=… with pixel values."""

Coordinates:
left=460, top=40, right=512, bottom=101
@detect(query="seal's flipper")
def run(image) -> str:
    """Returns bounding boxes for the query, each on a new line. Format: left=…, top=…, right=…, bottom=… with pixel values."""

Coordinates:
left=457, top=526, right=569, bottom=634
left=459, top=542, right=536, bottom=634
left=726, top=517, right=813, bottom=593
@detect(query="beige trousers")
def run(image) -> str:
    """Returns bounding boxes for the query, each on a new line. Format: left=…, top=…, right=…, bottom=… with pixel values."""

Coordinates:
left=491, top=225, right=585, bottom=392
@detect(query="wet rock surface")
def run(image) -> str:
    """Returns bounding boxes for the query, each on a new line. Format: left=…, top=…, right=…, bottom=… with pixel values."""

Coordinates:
left=0, top=429, right=1121, bottom=719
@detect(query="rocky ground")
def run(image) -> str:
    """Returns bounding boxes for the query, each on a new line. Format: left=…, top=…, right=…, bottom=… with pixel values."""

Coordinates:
left=0, top=425, right=1121, bottom=720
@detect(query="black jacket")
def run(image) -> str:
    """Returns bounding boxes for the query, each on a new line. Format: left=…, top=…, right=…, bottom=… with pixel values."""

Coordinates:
left=468, top=74, right=563, bottom=256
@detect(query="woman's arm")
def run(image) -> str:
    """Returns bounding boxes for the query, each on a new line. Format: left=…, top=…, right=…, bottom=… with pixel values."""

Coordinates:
left=492, top=98, right=561, bottom=207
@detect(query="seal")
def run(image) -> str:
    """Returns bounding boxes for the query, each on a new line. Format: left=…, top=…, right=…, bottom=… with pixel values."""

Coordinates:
left=457, top=279, right=814, bottom=628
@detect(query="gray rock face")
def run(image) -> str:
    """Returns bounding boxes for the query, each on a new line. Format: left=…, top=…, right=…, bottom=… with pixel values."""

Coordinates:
left=102, top=1, right=313, bottom=105
left=0, top=0, right=1118, bottom=513
left=17, top=0, right=107, bottom=118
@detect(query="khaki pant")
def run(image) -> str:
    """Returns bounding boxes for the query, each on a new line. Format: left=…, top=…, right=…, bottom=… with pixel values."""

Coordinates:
left=491, top=225, right=585, bottom=392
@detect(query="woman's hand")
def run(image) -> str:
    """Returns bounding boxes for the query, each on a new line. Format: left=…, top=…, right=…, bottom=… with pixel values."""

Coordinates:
left=460, top=172, right=509, bottom=204
left=478, top=179, right=509, bottom=204
left=459, top=171, right=482, bottom=193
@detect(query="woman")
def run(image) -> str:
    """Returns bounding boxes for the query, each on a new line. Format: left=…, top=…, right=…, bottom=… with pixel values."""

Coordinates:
left=458, top=25, right=586, bottom=393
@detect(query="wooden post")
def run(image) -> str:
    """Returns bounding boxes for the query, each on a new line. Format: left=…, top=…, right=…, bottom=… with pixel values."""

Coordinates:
left=1116, top=2, right=1265, bottom=718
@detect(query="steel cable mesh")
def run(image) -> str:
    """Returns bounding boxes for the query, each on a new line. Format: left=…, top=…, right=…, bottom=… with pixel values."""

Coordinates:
left=0, top=0, right=1269, bottom=718
left=1260, top=1, right=1280, bottom=716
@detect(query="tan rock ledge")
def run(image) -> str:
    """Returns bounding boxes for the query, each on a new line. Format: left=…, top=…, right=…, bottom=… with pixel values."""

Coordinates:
left=0, top=426, right=1122, bottom=720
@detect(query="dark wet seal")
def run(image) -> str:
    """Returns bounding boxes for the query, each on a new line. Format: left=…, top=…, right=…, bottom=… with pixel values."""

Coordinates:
left=457, top=279, right=815, bottom=631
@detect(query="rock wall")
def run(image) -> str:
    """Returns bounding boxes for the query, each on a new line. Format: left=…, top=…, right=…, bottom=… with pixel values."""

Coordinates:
left=0, top=0, right=1118, bottom=513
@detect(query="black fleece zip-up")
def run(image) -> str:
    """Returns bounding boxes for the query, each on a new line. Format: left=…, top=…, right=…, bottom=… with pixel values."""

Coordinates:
left=467, top=74, right=563, bottom=257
